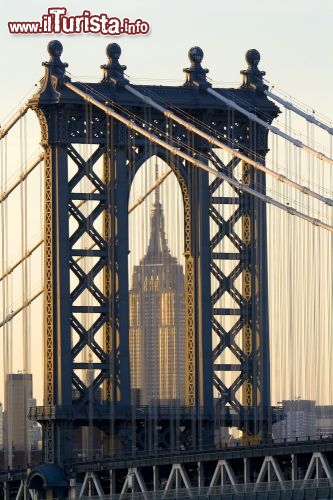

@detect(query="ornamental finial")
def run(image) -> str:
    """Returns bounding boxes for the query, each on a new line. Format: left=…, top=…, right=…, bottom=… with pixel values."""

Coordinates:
left=183, top=46, right=210, bottom=89
left=43, top=40, right=69, bottom=81
left=47, top=40, right=63, bottom=58
left=39, top=40, right=69, bottom=102
left=101, top=43, right=129, bottom=86
left=240, top=49, right=267, bottom=91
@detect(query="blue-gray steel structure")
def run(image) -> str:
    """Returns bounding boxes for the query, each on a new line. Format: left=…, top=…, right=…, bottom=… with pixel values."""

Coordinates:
left=27, top=41, right=280, bottom=493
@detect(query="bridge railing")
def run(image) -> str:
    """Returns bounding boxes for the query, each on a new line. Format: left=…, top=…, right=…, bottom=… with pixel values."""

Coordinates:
left=77, top=478, right=333, bottom=499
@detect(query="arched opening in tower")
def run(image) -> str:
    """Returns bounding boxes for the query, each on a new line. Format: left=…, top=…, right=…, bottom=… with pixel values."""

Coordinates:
left=128, top=156, right=185, bottom=408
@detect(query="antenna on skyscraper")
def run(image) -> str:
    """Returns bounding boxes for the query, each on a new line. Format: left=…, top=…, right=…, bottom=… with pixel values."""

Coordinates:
left=155, top=161, right=160, bottom=205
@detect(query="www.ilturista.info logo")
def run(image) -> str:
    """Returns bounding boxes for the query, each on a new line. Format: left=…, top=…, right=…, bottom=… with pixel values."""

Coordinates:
left=8, top=7, right=150, bottom=35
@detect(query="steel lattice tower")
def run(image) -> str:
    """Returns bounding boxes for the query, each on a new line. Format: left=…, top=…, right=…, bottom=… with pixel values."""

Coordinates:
left=28, top=41, right=279, bottom=469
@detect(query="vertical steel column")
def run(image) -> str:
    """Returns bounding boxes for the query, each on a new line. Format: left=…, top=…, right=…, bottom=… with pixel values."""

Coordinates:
left=206, top=48, right=277, bottom=440
left=53, top=143, right=73, bottom=461
left=35, top=102, right=73, bottom=463
left=31, top=41, right=134, bottom=466
left=43, top=140, right=74, bottom=463
left=103, top=118, right=131, bottom=407
left=240, top=48, right=272, bottom=439
left=187, top=160, right=213, bottom=432
left=241, top=157, right=271, bottom=440
left=31, top=41, right=74, bottom=465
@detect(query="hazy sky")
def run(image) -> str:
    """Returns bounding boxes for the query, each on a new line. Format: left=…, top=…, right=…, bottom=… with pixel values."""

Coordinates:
left=0, top=0, right=332, bottom=120
left=0, top=0, right=332, bottom=406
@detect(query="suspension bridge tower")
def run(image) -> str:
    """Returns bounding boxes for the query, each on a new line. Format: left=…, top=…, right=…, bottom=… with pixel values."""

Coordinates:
left=27, top=40, right=279, bottom=492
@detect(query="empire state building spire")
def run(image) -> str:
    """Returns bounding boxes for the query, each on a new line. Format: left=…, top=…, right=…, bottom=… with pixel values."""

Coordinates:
left=129, top=167, right=185, bottom=405
left=142, top=164, right=174, bottom=264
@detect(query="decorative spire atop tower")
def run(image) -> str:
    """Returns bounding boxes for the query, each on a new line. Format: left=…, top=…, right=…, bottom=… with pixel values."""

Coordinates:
left=39, top=40, right=70, bottom=102
left=154, top=162, right=160, bottom=205
left=142, top=164, right=174, bottom=264
left=240, top=49, right=268, bottom=91
left=43, top=40, right=69, bottom=81
left=101, top=43, right=129, bottom=86
left=183, top=46, right=211, bottom=89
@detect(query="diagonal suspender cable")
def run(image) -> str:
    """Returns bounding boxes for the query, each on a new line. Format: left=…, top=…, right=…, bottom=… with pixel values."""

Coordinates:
left=206, top=86, right=333, bottom=166
left=128, top=168, right=171, bottom=213
left=0, top=152, right=44, bottom=203
left=0, top=164, right=173, bottom=320
left=0, top=238, right=43, bottom=283
left=0, top=103, right=31, bottom=141
left=79, top=81, right=331, bottom=200
left=65, top=81, right=332, bottom=232
left=123, top=84, right=332, bottom=206
left=264, top=89, right=333, bottom=136
left=0, top=289, right=43, bottom=329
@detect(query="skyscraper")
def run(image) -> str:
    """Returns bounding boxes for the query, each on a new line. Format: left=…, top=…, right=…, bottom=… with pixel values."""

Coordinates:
left=3, top=373, right=35, bottom=464
left=129, top=184, right=185, bottom=406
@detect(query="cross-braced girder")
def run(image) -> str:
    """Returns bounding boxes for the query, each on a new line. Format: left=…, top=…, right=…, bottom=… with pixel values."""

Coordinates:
left=28, top=41, right=279, bottom=467
left=210, top=152, right=270, bottom=439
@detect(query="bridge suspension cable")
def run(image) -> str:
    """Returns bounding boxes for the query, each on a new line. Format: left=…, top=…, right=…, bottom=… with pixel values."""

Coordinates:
left=0, top=102, right=31, bottom=141
left=0, top=288, right=43, bottom=329
left=205, top=87, right=333, bottom=166
left=4, top=81, right=331, bottom=330
left=64, top=81, right=332, bottom=232
left=0, top=238, right=43, bottom=284
left=2, top=81, right=328, bottom=315
left=0, top=164, right=173, bottom=323
left=0, top=182, right=91, bottom=286
left=0, top=152, right=44, bottom=203
left=127, top=74, right=328, bottom=166
left=115, top=80, right=330, bottom=198
left=263, top=88, right=333, bottom=136
left=128, top=168, right=171, bottom=213
left=77, top=81, right=332, bottom=207
left=121, top=84, right=332, bottom=206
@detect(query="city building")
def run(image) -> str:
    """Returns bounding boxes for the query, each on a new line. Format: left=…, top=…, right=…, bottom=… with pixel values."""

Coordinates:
left=272, top=400, right=317, bottom=441
left=315, top=406, right=333, bottom=438
left=129, top=189, right=185, bottom=406
left=4, top=373, right=34, bottom=453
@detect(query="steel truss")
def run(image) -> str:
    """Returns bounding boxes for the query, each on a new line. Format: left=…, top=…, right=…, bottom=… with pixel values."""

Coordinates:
left=210, top=153, right=271, bottom=440
left=73, top=448, right=333, bottom=499
left=27, top=40, right=279, bottom=486
left=3, top=439, right=333, bottom=499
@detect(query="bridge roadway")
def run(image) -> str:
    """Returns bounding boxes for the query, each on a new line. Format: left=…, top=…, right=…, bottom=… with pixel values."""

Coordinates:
left=1, top=437, right=333, bottom=498
left=70, top=436, right=333, bottom=473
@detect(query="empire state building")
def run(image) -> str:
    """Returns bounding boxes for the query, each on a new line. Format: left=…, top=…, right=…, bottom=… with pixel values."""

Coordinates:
left=129, top=188, right=185, bottom=406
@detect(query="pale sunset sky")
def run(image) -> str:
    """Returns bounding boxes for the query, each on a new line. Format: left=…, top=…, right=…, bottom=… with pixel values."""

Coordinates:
left=0, top=0, right=332, bottom=406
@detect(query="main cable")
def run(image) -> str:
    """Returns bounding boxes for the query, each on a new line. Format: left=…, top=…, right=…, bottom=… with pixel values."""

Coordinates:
left=0, top=103, right=31, bottom=141
left=206, top=87, right=333, bottom=166
left=64, top=81, right=333, bottom=233
left=264, top=88, right=333, bottom=136
left=80, top=81, right=332, bottom=207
